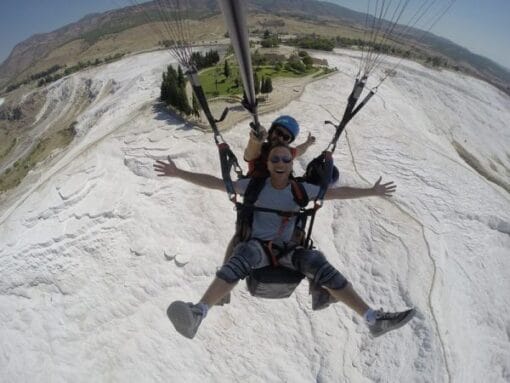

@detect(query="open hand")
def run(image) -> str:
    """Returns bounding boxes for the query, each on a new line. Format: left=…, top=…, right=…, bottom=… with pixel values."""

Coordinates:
left=153, top=156, right=178, bottom=177
left=372, top=176, right=396, bottom=196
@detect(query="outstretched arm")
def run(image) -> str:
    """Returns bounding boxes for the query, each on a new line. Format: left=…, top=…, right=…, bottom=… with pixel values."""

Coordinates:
left=324, top=177, right=396, bottom=200
left=294, top=132, right=316, bottom=157
left=244, top=126, right=267, bottom=161
left=153, top=156, right=225, bottom=191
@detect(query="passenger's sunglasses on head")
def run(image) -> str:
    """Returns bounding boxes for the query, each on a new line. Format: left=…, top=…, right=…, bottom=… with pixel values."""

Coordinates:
left=273, top=129, right=291, bottom=142
left=270, top=155, right=292, bottom=164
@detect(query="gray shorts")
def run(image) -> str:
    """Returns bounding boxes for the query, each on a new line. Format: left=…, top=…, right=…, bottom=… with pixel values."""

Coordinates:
left=217, top=239, right=348, bottom=290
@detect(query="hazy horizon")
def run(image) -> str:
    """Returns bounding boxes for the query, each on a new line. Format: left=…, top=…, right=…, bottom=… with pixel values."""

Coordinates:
left=0, top=0, right=509, bottom=71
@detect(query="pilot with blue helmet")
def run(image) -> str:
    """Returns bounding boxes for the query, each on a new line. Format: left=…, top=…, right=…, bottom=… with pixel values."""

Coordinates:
left=244, top=115, right=315, bottom=177
left=245, top=115, right=339, bottom=184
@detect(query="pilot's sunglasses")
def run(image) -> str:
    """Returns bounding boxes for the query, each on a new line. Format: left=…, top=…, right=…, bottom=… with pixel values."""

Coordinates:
left=270, top=155, right=293, bottom=164
left=273, top=129, right=291, bottom=141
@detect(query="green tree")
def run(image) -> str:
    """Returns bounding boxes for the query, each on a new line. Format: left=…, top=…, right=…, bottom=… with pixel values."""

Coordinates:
left=160, top=73, right=168, bottom=101
left=177, top=65, right=185, bottom=88
left=224, top=60, right=231, bottom=78
left=265, top=77, right=273, bottom=93
left=286, top=55, right=306, bottom=73
left=431, top=56, right=443, bottom=67
left=160, top=64, right=191, bottom=115
left=261, top=35, right=279, bottom=48
left=160, top=65, right=178, bottom=103
left=251, top=50, right=267, bottom=66
left=254, top=72, right=260, bottom=94
left=192, top=93, right=200, bottom=118
left=261, top=77, right=268, bottom=94
left=261, top=77, right=274, bottom=95
left=302, top=55, right=313, bottom=68
left=175, top=87, right=191, bottom=115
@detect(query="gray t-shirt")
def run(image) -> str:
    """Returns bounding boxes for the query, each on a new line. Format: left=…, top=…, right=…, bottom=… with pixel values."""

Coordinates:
left=235, top=178, right=320, bottom=245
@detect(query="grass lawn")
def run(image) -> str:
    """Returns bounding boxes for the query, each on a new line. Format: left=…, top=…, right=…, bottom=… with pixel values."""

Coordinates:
left=197, top=64, right=321, bottom=97
left=260, top=66, right=321, bottom=78
left=198, top=66, right=243, bottom=97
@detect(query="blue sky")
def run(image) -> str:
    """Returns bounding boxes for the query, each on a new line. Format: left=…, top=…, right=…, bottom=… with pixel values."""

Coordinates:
left=1, top=0, right=509, bottom=70
left=330, top=0, right=510, bottom=70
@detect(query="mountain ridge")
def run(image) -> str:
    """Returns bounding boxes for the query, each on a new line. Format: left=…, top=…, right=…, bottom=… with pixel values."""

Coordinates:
left=1, top=0, right=509, bottom=94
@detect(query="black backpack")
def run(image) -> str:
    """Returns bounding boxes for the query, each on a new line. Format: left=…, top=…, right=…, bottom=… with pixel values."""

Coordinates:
left=301, top=152, right=340, bottom=186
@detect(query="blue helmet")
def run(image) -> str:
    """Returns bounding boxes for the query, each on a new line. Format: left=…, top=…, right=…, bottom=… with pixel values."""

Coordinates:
left=270, top=115, right=300, bottom=142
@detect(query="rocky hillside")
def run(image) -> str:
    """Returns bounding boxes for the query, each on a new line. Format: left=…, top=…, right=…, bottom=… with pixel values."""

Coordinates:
left=0, top=0, right=509, bottom=94
left=0, top=1, right=220, bottom=87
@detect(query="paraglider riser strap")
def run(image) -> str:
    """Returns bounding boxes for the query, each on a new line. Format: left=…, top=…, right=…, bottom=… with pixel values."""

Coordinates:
left=252, top=238, right=298, bottom=267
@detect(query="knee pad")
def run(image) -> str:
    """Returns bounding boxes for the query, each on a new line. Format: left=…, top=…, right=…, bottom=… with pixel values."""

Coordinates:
left=293, top=250, right=347, bottom=290
left=216, top=241, right=263, bottom=283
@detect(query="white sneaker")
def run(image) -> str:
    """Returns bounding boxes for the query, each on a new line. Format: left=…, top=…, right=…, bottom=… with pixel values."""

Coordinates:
left=368, top=308, right=415, bottom=337
left=167, top=301, right=205, bottom=339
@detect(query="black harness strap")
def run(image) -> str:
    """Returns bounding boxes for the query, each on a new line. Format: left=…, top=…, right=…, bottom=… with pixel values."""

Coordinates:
left=249, top=206, right=300, bottom=217
left=235, top=177, right=311, bottom=253
left=218, top=142, right=243, bottom=201
left=185, top=69, right=241, bottom=202
left=303, top=77, right=374, bottom=248
left=186, top=70, right=221, bottom=138
left=326, top=76, right=373, bottom=153
left=251, top=239, right=297, bottom=267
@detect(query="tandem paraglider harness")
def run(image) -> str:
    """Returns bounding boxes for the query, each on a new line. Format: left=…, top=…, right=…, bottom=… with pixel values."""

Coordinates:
left=174, top=0, right=370, bottom=304
left=234, top=176, right=311, bottom=299
left=234, top=152, right=338, bottom=300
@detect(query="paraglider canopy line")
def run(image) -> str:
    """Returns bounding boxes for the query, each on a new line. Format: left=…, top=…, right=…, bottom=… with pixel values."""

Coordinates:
left=356, top=0, right=457, bottom=79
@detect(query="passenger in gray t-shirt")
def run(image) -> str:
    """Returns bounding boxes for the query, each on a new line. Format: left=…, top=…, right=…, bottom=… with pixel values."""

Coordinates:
left=235, top=178, right=319, bottom=245
left=155, top=144, right=415, bottom=340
